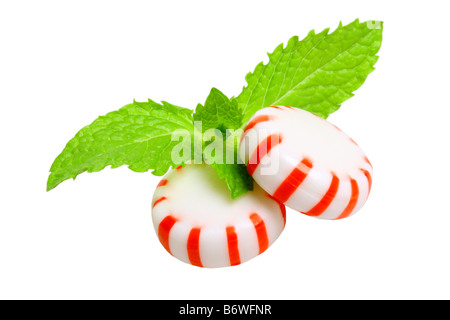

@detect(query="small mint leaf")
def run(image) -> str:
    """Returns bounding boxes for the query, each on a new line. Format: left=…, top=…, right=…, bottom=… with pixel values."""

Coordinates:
left=195, top=88, right=252, bottom=199
left=193, top=87, right=243, bottom=133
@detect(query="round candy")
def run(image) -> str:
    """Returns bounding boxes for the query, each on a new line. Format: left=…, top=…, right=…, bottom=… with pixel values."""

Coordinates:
left=239, top=106, right=372, bottom=220
left=151, top=163, right=286, bottom=268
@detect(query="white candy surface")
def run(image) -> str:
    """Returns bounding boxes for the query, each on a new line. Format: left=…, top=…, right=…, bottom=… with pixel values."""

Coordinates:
left=151, top=163, right=285, bottom=268
left=239, top=106, right=372, bottom=220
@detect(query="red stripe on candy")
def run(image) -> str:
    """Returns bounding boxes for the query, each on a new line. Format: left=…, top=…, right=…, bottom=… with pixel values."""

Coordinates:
left=349, top=137, right=358, bottom=146
left=332, top=124, right=342, bottom=132
left=272, top=158, right=313, bottom=203
left=360, top=168, right=372, bottom=194
left=364, top=156, right=373, bottom=169
left=247, top=134, right=282, bottom=176
left=158, top=215, right=177, bottom=255
left=152, top=196, right=167, bottom=208
left=335, top=178, right=359, bottom=220
left=304, top=173, right=340, bottom=217
left=226, top=226, right=241, bottom=266
left=243, top=115, right=273, bottom=135
left=187, top=227, right=203, bottom=267
left=157, top=179, right=168, bottom=187
left=240, top=115, right=273, bottom=144
left=249, top=213, right=269, bottom=254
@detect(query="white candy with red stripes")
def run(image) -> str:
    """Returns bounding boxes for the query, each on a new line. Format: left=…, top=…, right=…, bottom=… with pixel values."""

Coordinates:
left=239, top=106, right=373, bottom=220
left=151, top=163, right=286, bottom=268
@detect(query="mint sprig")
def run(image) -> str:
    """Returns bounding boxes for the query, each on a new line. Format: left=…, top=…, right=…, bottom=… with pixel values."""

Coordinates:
left=196, top=88, right=253, bottom=198
left=47, top=19, right=383, bottom=199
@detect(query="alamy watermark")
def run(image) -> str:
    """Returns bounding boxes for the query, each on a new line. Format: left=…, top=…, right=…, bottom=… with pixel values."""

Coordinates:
left=170, top=121, right=280, bottom=174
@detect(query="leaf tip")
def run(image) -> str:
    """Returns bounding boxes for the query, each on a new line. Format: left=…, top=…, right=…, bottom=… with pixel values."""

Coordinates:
left=320, top=27, right=330, bottom=36
left=46, top=174, right=57, bottom=192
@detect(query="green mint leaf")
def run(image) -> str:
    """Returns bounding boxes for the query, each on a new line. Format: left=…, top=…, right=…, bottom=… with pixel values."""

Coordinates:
left=47, top=100, right=194, bottom=191
left=236, top=19, right=383, bottom=122
left=202, top=129, right=253, bottom=199
left=193, top=87, right=243, bottom=133
left=194, top=88, right=252, bottom=199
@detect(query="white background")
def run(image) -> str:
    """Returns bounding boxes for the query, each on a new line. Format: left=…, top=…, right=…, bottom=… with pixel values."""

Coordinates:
left=1, top=0, right=449, bottom=300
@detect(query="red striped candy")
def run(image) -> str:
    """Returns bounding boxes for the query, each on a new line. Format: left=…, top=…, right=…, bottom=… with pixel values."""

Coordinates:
left=239, top=106, right=373, bottom=220
left=151, top=164, right=286, bottom=268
